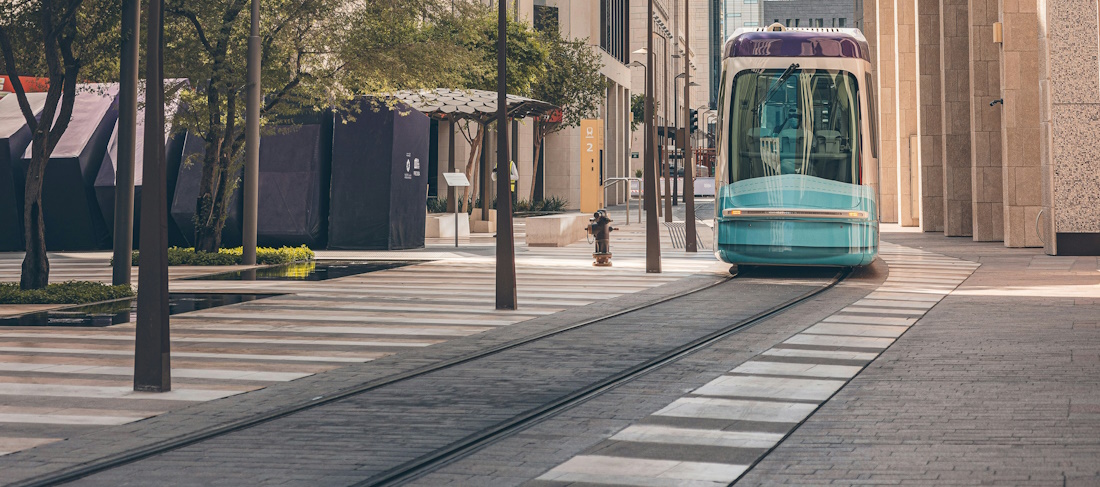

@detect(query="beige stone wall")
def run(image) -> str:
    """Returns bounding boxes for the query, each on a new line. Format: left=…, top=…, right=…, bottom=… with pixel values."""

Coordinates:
left=876, top=0, right=900, bottom=223
left=998, top=0, right=1044, bottom=247
left=1037, top=0, right=1100, bottom=254
left=918, top=0, right=945, bottom=232
left=940, top=0, right=975, bottom=237
left=968, top=0, right=1005, bottom=241
left=896, top=0, right=921, bottom=227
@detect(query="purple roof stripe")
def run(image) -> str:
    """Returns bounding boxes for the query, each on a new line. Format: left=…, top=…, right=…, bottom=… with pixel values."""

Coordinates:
left=725, top=31, right=870, bottom=62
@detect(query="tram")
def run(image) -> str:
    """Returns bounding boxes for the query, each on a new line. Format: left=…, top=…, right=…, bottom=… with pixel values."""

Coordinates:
left=714, top=24, right=880, bottom=267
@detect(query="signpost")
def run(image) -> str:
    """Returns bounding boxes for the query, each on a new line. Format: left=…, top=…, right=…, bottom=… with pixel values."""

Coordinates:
left=580, top=119, right=605, bottom=214
left=443, top=172, right=470, bottom=248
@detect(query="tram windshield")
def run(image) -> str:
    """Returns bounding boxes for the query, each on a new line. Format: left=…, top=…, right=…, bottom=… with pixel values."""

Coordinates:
left=725, top=67, right=861, bottom=185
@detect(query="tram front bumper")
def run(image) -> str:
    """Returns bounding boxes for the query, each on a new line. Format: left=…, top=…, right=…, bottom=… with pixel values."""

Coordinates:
left=715, top=218, right=878, bottom=266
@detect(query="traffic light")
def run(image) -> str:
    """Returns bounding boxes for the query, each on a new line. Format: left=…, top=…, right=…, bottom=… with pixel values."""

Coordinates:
left=689, top=109, right=699, bottom=133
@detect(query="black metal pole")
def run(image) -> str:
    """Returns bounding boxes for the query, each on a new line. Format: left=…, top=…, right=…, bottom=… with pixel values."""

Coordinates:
left=134, top=0, right=170, bottom=392
left=683, top=0, right=698, bottom=253
left=644, top=0, right=661, bottom=273
left=496, top=0, right=517, bottom=309
left=113, top=0, right=140, bottom=286
left=448, top=118, right=456, bottom=213
left=663, top=42, right=672, bottom=223
left=242, top=0, right=260, bottom=265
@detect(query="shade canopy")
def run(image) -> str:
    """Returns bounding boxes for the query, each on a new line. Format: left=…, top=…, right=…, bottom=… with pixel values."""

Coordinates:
left=390, top=88, right=558, bottom=121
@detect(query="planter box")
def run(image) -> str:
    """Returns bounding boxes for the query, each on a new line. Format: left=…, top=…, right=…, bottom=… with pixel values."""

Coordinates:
left=426, top=213, right=470, bottom=238
left=526, top=212, right=590, bottom=247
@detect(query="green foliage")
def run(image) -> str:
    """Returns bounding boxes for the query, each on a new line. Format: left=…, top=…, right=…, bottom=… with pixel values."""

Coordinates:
left=0, top=281, right=134, bottom=305
left=426, top=197, right=448, bottom=214
left=531, top=27, right=605, bottom=133
left=514, top=197, right=568, bottom=214
left=129, top=246, right=315, bottom=266
left=635, top=169, right=644, bottom=178
left=462, top=13, right=549, bottom=96
left=630, top=94, right=661, bottom=132
left=165, top=0, right=478, bottom=251
left=631, top=94, right=645, bottom=132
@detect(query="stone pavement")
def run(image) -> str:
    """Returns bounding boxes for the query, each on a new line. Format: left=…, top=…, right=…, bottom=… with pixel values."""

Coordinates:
left=737, top=229, right=1100, bottom=486
left=0, top=211, right=721, bottom=463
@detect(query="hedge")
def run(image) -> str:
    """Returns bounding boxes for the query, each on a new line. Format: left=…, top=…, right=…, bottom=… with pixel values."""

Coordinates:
left=0, top=281, right=135, bottom=305
left=128, top=245, right=315, bottom=266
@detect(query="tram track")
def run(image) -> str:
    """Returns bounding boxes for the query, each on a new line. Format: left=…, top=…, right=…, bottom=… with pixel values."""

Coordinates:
left=18, top=267, right=847, bottom=487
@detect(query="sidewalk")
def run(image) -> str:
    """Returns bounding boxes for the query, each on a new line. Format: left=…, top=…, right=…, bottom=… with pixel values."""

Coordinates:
left=0, top=212, right=722, bottom=459
left=739, top=227, right=1100, bottom=485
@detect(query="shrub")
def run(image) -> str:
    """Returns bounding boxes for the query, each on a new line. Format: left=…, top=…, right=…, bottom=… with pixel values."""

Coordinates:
left=426, top=197, right=447, bottom=214
left=634, top=169, right=643, bottom=178
left=129, top=245, right=315, bottom=266
left=0, top=281, right=134, bottom=305
left=540, top=196, right=568, bottom=212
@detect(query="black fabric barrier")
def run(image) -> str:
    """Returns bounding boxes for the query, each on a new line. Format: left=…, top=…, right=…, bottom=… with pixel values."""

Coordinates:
left=18, top=85, right=118, bottom=251
left=171, top=117, right=331, bottom=248
left=0, top=93, right=47, bottom=251
left=255, top=120, right=332, bottom=248
left=329, top=100, right=429, bottom=250
left=95, top=97, right=186, bottom=249
left=170, top=132, right=243, bottom=247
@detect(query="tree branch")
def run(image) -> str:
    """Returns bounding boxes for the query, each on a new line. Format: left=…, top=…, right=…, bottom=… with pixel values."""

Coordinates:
left=166, top=5, right=215, bottom=55
left=0, top=25, right=38, bottom=132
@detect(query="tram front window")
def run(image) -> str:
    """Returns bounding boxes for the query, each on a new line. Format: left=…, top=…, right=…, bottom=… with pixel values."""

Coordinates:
left=727, top=67, right=861, bottom=185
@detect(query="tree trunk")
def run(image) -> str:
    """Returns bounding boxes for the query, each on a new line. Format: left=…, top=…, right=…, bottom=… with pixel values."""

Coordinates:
left=20, top=141, right=49, bottom=290
left=463, top=124, right=485, bottom=213
left=530, top=134, right=542, bottom=202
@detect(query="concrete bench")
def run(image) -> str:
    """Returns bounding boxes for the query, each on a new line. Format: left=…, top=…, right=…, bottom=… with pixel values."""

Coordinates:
left=425, top=213, right=470, bottom=238
left=526, top=213, right=590, bottom=247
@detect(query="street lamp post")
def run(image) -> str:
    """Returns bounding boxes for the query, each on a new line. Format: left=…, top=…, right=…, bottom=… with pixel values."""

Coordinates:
left=113, top=0, right=140, bottom=286
left=683, top=0, right=698, bottom=253
left=134, top=0, right=170, bottom=392
left=242, top=0, right=260, bottom=266
left=641, top=1, right=661, bottom=273
left=495, top=0, right=517, bottom=309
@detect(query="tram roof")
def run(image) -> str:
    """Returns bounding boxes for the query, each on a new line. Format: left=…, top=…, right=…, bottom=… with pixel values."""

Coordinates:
left=725, top=28, right=870, bottom=62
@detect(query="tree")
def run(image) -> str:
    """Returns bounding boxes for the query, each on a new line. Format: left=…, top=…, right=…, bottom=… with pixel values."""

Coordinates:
left=0, top=0, right=119, bottom=289
left=454, top=12, right=548, bottom=212
left=528, top=27, right=604, bottom=201
left=166, top=0, right=483, bottom=251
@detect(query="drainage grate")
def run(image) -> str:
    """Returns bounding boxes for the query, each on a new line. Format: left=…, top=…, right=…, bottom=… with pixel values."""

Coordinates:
left=664, top=222, right=710, bottom=250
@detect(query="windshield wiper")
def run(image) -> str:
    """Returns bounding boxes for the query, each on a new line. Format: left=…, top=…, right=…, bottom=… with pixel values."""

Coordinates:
left=755, top=63, right=800, bottom=115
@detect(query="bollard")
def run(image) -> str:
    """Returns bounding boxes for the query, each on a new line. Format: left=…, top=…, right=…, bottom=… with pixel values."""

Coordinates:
left=587, top=209, right=618, bottom=267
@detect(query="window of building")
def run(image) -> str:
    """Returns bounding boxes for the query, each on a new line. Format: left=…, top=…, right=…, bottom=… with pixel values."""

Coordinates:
left=731, top=12, right=742, bottom=17
left=744, top=0, right=758, bottom=3
left=839, top=18, right=847, bottom=27
left=745, top=22, right=759, bottom=27
left=598, top=0, right=629, bottom=64
left=816, top=18, right=824, bottom=27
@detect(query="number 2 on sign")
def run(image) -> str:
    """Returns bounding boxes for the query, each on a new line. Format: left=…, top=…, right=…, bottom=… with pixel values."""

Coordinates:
left=587, top=143, right=593, bottom=152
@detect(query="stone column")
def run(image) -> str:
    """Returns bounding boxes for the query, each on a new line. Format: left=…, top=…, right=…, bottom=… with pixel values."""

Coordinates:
left=918, top=0, right=945, bottom=232
left=968, top=0, right=1004, bottom=241
left=896, top=0, right=921, bottom=227
left=940, top=0, right=974, bottom=236
left=998, top=0, right=1043, bottom=247
left=876, top=0, right=900, bottom=223
left=1037, top=0, right=1100, bottom=255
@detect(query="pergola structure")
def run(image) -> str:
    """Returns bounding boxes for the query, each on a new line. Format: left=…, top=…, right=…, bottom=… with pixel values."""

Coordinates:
left=392, top=89, right=558, bottom=219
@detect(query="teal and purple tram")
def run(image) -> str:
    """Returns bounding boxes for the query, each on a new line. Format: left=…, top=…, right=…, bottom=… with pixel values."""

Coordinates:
left=714, top=25, right=880, bottom=267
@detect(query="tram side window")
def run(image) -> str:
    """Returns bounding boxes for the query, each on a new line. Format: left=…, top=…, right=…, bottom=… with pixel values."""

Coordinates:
left=726, top=68, right=861, bottom=185
left=865, top=72, right=879, bottom=158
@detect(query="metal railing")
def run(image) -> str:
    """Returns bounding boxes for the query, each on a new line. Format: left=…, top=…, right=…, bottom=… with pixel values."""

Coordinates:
left=604, top=177, right=643, bottom=224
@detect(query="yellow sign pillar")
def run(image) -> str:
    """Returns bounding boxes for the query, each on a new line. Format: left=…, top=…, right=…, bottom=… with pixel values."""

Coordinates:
left=579, top=119, right=604, bottom=214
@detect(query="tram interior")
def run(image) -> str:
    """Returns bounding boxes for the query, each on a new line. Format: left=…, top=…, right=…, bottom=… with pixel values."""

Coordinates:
left=730, top=69, right=861, bottom=185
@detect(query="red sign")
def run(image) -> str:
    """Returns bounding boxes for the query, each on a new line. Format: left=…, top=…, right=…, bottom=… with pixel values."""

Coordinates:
left=0, top=76, right=50, bottom=93
left=541, top=109, right=563, bottom=124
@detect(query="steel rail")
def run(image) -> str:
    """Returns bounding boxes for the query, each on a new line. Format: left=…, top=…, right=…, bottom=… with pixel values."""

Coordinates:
left=18, top=274, right=739, bottom=487
left=361, top=268, right=850, bottom=487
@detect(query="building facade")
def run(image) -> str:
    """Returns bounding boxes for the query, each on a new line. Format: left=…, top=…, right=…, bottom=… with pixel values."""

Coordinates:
left=761, top=0, right=860, bottom=29
left=433, top=0, right=633, bottom=214
left=863, top=0, right=1099, bottom=255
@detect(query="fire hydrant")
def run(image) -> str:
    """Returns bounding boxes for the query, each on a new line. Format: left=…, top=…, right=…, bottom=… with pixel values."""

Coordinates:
left=587, top=209, right=617, bottom=267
